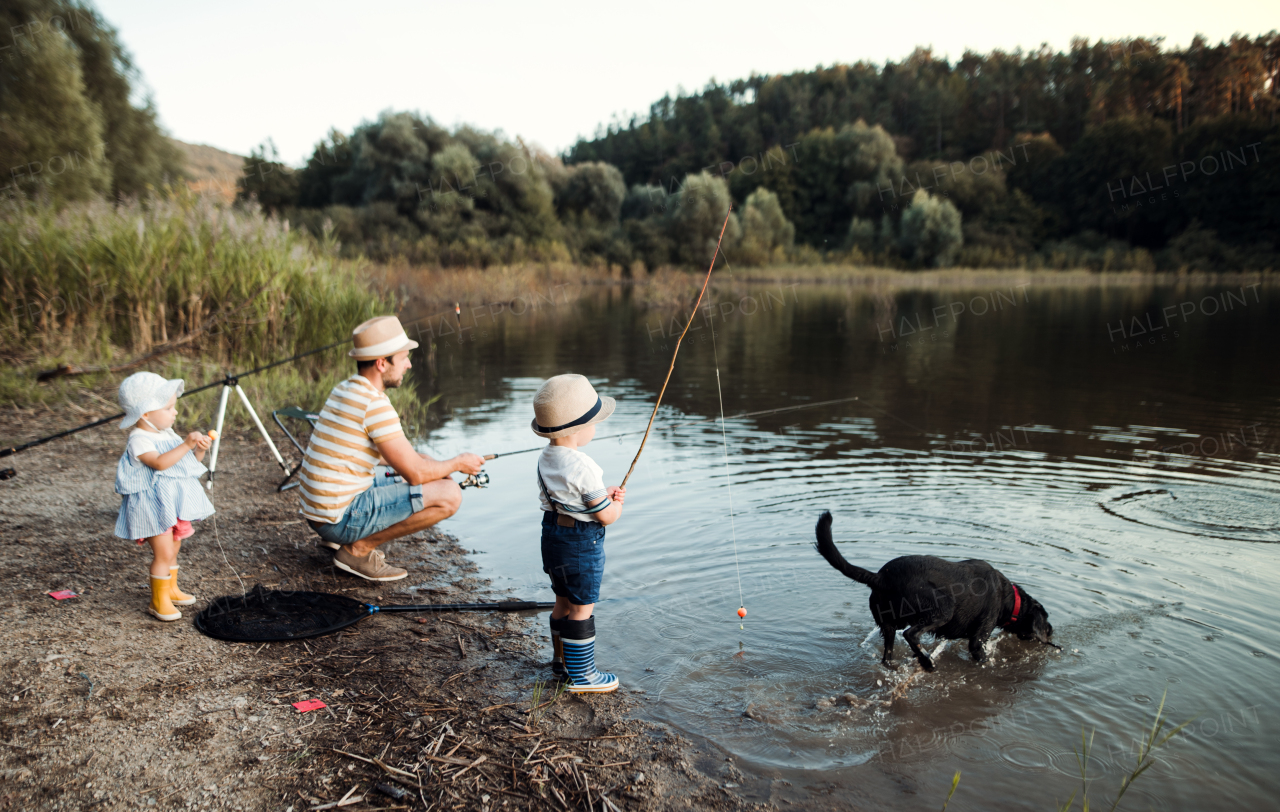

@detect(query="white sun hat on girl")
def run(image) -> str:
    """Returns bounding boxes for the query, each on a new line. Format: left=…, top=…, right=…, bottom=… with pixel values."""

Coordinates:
left=117, top=371, right=184, bottom=429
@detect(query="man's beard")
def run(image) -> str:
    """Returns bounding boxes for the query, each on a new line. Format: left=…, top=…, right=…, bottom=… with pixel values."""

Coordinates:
left=383, top=371, right=404, bottom=389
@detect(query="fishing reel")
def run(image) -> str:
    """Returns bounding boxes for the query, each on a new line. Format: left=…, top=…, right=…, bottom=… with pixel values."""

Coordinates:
left=460, top=471, right=490, bottom=489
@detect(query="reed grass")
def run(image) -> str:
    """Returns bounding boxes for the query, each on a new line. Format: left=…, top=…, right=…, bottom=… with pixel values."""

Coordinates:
left=526, top=677, right=568, bottom=728
left=941, top=689, right=1193, bottom=811
left=1, top=191, right=384, bottom=365
left=0, top=192, right=440, bottom=431
left=940, top=770, right=961, bottom=811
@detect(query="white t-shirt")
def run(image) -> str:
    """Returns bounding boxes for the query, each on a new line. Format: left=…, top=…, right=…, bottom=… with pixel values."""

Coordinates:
left=127, top=427, right=179, bottom=463
left=536, top=446, right=608, bottom=523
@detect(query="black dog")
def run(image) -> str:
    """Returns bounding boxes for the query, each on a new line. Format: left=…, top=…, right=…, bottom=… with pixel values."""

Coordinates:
left=814, top=511, right=1056, bottom=671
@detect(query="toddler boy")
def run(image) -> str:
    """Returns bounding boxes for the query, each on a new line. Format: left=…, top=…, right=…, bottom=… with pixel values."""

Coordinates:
left=531, top=374, right=626, bottom=692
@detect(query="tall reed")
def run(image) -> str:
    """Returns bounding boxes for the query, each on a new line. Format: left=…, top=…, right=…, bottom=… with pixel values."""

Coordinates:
left=0, top=191, right=387, bottom=368
left=0, top=192, right=422, bottom=429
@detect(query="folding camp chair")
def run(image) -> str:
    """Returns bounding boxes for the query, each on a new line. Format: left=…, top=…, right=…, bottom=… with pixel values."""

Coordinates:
left=272, top=406, right=320, bottom=491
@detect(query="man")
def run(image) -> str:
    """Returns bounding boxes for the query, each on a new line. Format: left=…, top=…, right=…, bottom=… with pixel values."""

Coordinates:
left=298, top=315, right=485, bottom=581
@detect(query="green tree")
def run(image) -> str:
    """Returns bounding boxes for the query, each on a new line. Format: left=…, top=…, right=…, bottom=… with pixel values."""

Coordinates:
left=295, top=129, right=353, bottom=208
left=899, top=189, right=963, bottom=266
left=0, top=0, right=109, bottom=200
left=790, top=121, right=902, bottom=247
left=236, top=139, right=299, bottom=214
left=1050, top=116, right=1175, bottom=243
left=59, top=1, right=184, bottom=197
left=289, top=112, right=563, bottom=262
left=1171, top=115, right=1278, bottom=245
left=666, top=171, right=741, bottom=267
left=0, top=1, right=182, bottom=201
left=550, top=161, right=626, bottom=224
left=738, top=187, right=795, bottom=265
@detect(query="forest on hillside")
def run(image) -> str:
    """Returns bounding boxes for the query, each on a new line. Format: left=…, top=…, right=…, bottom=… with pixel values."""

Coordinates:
left=242, top=34, right=1280, bottom=271
left=566, top=37, right=1280, bottom=270
left=2, top=0, right=1277, bottom=271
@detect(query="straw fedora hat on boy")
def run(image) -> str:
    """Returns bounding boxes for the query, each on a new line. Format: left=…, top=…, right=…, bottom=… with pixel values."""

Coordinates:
left=532, top=374, right=616, bottom=439
left=349, top=315, right=420, bottom=360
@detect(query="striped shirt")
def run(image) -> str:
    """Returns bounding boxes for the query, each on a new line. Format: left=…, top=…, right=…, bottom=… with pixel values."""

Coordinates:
left=298, top=375, right=405, bottom=523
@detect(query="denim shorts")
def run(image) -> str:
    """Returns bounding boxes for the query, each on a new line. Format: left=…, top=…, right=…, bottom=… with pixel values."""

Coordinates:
left=540, top=511, right=606, bottom=605
left=309, top=466, right=424, bottom=546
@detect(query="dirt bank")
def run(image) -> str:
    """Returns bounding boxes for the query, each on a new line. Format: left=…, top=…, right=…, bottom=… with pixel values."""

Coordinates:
left=0, top=410, right=770, bottom=812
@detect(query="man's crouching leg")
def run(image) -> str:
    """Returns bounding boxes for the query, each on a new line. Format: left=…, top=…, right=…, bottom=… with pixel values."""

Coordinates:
left=336, top=478, right=462, bottom=582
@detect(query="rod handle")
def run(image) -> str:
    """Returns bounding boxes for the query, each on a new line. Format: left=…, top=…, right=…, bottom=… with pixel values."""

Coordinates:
left=377, top=601, right=555, bottom=613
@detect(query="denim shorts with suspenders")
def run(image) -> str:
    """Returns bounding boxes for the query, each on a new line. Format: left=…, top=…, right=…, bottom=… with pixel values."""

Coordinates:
left=537, top=463, right=611, bottom=605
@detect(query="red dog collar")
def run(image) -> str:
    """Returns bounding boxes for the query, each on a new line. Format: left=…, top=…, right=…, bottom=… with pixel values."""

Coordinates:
left=1003, top=583, right=1022, bottom=627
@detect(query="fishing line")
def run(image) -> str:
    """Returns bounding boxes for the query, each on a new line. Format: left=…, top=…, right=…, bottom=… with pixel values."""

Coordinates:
left=708, top=280, right=746, bottom=623
left=481, top=397, right=862, bottom=460
left=211, top=513, right=246, bottom=597
left=201, top=429, right=246, bottom=597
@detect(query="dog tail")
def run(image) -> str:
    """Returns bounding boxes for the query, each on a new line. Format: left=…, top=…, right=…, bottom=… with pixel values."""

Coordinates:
left=814, top=511, right=879, bottom=588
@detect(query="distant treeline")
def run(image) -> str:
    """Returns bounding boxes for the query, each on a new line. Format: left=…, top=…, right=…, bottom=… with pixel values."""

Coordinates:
left=242, top=35, right=1279, bottom=271
left=3, top=1, right=1277, bottom=271
left=567, top=36, right=1280, bottom=270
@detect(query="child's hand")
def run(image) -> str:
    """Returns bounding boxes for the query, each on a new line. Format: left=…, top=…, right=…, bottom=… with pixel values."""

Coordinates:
left=607, top=485, right=626, bottom=504
left=188, top=431, right=211, bottom=450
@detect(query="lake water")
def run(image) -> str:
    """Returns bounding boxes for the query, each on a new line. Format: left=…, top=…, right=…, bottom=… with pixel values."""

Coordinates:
left=404, top=279, right=1278, bottom=810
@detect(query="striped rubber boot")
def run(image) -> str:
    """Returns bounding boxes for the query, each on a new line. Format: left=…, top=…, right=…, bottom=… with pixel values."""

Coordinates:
left=560, top=616, right=619, bottom=693
left=550, top=616, right=567, bottom=679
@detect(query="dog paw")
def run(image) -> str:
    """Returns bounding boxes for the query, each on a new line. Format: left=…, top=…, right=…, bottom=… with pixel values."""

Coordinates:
left=918, top=658, right=936, bottom=672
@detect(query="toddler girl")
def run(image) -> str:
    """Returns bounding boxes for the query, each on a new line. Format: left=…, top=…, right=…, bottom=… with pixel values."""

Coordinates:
left=114, top=372, right=215, bottom=621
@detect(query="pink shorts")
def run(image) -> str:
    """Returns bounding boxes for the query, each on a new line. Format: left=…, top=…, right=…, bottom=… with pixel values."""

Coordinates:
left=135, top=518, right=194, bottom=545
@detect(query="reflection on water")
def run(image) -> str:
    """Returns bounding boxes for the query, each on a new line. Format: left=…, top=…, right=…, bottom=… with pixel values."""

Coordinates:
left=405, top=281, right=1278, bottom=810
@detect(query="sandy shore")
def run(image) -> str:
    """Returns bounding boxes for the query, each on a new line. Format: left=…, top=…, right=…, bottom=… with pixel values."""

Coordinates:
left=0, top=410, right=770, bottom=812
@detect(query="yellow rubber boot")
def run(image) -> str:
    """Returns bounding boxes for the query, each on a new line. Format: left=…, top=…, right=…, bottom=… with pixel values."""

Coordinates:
left=168, top=566, right=196, bottom=606
left=148, top=575, right=182, bottom=621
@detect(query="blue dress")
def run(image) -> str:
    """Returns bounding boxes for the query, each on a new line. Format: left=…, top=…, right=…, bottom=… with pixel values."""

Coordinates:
left=114, top=429, right=216, bottom=540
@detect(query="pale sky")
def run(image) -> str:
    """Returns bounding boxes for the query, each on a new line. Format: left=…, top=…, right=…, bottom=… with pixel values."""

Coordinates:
left=96, top=0, right=1277, bottom=165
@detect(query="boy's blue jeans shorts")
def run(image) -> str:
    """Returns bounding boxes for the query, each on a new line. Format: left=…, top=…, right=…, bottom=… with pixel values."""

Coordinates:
left=541, top=511, right=606, bottom=605
left=308, top=466, right=424, bottom=547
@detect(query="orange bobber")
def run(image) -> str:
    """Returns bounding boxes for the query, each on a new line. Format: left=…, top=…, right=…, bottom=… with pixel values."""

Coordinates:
left=737, top=607, right=747, bottom=618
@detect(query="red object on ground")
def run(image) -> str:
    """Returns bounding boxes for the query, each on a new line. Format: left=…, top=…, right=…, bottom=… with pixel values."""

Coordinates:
left=292, top=699, right=326, bottom=712
left=47, top=590, right=77, bottom=600
left=737, top=607, right=747, bottom=618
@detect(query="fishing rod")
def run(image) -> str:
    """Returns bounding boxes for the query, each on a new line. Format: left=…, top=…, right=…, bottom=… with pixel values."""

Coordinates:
left=476, top=396, right=863, bottom=461
left=0, top=294, right=519, bottom=461
left=621, top=207, right=733, bottom=487
left=0, top=338, right=351, bottom=460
